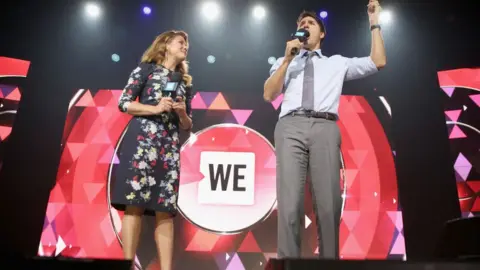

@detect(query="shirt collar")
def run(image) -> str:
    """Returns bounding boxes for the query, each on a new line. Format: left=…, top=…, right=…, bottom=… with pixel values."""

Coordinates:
left=300, top=48, right=323, bottom=58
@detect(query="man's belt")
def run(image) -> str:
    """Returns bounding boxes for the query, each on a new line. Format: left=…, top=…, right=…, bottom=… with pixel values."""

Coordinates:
left=289, top=110, right=338, bottom=121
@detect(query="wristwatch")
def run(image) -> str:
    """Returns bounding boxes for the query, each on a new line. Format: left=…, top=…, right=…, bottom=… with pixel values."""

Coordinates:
left=370, top=24, right=381, bottom=31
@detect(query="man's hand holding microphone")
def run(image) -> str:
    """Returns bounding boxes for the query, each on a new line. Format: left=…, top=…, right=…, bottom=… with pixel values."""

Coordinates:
left=263, top=28, right=309, bottom=101
left=283, top=28, right=309, bottom=64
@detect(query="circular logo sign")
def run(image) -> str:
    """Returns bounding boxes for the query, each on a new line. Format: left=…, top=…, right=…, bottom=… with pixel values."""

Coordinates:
left=178, top=124, right=277, bottom=234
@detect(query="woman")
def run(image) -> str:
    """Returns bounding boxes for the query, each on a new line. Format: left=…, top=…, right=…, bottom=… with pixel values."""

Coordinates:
left=111, top=30, right=193, bottom=270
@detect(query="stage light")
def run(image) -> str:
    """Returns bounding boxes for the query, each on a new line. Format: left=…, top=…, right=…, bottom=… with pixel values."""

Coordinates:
left=85, top=3, right=101, bottom=18
left=202, top=2, right=220, bottom=21
left=143, top=6, right=151, bottom=15
left=268, top=56, right=276, bottom=65
left=319, top=11, right=328, bottom=19
left=252, top=5, right=266, bottom=20
left=379, top=10, right=392, bottom=24
left=207, top=55, right=216, bottom=64
left=111, top=54, right=120, bottom=62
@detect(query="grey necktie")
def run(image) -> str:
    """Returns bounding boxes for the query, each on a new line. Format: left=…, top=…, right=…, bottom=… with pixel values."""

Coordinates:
left=302, top=52, right=315, bottom=110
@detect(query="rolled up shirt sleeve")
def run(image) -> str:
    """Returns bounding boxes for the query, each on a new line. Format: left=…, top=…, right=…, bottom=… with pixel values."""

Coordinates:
left=344, top=56, right=378, bottom=81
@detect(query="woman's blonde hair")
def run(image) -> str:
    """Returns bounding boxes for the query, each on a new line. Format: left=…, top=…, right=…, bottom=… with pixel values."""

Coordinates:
left=141, top=30, right=192, bottom=86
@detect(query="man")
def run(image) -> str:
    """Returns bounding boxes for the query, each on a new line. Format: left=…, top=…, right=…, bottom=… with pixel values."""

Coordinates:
left=263, top=0, right=386, bottom=259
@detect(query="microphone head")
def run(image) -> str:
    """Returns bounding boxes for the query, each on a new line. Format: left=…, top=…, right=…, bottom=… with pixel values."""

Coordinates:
left=164, top=72, right=183, bottom=96
left=291, top=28, right=310, bottom=42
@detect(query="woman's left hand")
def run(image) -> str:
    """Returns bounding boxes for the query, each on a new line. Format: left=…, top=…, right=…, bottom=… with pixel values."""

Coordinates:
left=172, top=96, right=187, bottom=116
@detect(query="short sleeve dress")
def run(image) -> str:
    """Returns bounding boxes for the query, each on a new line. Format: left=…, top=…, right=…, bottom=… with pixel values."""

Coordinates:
left=111, top=62, right=192, bottom=216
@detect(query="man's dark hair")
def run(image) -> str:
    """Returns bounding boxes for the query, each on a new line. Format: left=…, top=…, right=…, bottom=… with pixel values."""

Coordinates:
left=297, top=10, right=326, bottom=34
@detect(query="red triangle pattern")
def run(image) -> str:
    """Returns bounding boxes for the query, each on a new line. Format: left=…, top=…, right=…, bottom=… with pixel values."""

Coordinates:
left=67, top=143, right=87, bottom=161
left=0, top=126, right=12, bottom=140
left=341, top=211, right=360, bottom=231
left=92, top=90, right=114, bottom=107
left=5, top=87, right=21, bottom=101
left=348, top=150, right=368, bottom=168
left=341, top=234, right=364, bottom=257
left=209, top=93, right=230, bottom=110
left=185, top=229, right=220, bottom=252
left=75, top=90, right=95, bottom=107
left=229, top=129, right=251, bottom=148
left=237, top=232, right=261, bottom=252
left=349, top=96, right=365, bottom=113
left=83, top=183, right=105, bottom=203
left=91, top=127, right=112, bottom=144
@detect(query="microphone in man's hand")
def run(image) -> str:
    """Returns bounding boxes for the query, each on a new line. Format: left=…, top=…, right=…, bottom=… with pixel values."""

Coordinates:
left=164, top=72, right=183, bottom=99
left=290, top=28, right=310, bottom=56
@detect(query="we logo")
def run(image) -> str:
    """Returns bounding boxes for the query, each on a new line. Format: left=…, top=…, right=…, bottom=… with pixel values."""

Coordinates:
left=198, top=151, right=255, bottom=206
left=178, top=124, right=276, bottom=233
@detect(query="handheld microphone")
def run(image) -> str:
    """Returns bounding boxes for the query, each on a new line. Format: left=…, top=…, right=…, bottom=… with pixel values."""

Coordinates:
left=163, top=72, right=183, bottom=99
left=290, top=28, right=310, bottom=56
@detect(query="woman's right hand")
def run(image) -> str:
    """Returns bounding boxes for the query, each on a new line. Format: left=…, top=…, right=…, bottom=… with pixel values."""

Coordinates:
left=153, top=97, right=173, bottom=114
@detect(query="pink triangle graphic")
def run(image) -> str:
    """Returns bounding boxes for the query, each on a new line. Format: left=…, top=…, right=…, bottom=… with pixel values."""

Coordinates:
left=344, top=169, right=359, bottom=188
left=449, top=125, right=466, bottom=139
left=83, top=183, right=104, bottom=203
left=341, top=235, right=363, bottom=256
left=92, top=128, right=112, bottom=144
left=99, top=146, right=120, bottom=164
left=455, top=166, right=471, bottom=181
left=390, top=233, right=406, bottom=255
left=191, top=92, right=207, bottom=109
left=470, top=94, right=480, bottom=107
left=341, top=211, right=360, bottom=231
left=387, top=211, right=404, bottom=231
left=229, top=130, right=251, bottom=148
left=264, top=153, right=276, bottom=169
left=231, top=110, right=253, bottom=125
left=442, top=87, right=455, bottom=97
left=348, top=150, right=368, bottom=168
left=225, top=253, right=245, bottom=270
left=67, top=143, right=87, bottom=161
left=444, top=110, right=461, bottom=122
left=454, top=153, right=471, bottom=167
left=271, top=94, right=283, bottom=110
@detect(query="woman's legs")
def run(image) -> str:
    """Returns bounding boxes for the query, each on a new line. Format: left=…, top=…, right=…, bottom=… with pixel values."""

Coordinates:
left=154, top=212, right=174, bottom=270
left=121, top=206, right=144, bottom=264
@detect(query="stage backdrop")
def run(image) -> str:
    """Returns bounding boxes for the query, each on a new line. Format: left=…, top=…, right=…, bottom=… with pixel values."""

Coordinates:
left=438, top=68, right=480, bottom=218
left=0, top=57, right=30, bottom=172
left=38, top=87, right=404, bottom=269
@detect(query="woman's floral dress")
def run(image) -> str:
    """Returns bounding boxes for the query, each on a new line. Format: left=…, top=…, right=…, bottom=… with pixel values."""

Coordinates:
left=111, top=62, right=192, bottom=216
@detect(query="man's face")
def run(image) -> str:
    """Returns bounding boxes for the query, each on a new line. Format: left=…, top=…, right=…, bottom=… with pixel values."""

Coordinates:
left=297, top=16, right=325, bottom=49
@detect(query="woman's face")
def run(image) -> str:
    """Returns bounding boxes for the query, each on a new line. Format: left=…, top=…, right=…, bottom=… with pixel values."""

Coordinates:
left=167, top=35, right=188, bottom=61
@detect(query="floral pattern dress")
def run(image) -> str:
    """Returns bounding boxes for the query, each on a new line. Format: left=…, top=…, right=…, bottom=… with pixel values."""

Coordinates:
left=111, top=62, right=192, bottom=216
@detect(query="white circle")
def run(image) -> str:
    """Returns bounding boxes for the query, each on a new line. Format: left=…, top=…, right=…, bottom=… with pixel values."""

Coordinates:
left=85, top=3, right=101, bottom=18
left=111, top=54, right=120, bottom=62
left=202, top=2, right=220, bottom=20
left=207, top=55, right=216, bottom=64
left=252, top=5, right=266, bottom=19
left=268, top=56, right=276, bottom=65
left=177, top=124, right=277, bottom=234
left=379, top=10, right=392, bottom=24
